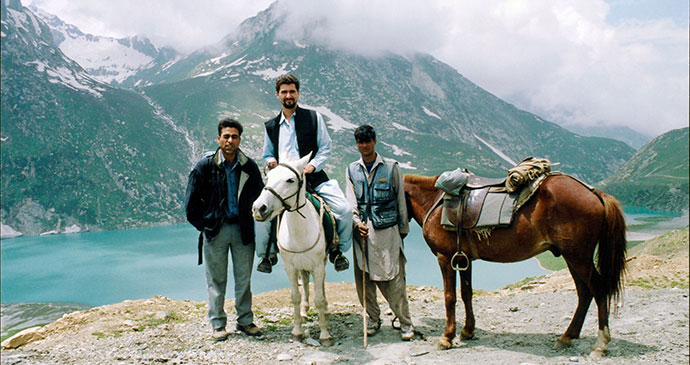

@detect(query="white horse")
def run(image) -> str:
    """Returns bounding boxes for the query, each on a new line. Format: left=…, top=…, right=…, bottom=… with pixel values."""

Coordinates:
left=252, top=153, right=333, bottom=346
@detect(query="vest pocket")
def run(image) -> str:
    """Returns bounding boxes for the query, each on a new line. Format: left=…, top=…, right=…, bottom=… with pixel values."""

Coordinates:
left=372, top=182, right=393, bottom=203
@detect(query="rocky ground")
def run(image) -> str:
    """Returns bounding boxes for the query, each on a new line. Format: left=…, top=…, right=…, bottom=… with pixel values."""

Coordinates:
left=2, top=248, right=688, bottom=364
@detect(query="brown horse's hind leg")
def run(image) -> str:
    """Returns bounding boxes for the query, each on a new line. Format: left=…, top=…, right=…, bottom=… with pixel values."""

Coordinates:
left=556, top=260, right=594, bottom=349
left=590, top=273, right=612, bottom=357
left=459, top=260, right=475, bottom=340
left=438, top=254, right=457, bottom=349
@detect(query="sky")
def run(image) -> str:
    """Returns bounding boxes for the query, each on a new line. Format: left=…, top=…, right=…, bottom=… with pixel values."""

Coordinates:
left=24, top=0, right=689, bottom=138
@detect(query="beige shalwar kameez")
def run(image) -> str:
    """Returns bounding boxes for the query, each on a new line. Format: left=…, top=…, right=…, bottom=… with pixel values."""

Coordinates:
left=345, top=154, right=412, bottom=327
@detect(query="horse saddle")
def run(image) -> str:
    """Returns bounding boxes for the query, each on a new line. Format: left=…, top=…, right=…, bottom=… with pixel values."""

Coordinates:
left=440, top=187, right=517, bottom=231
left=435, top=162, right=551, bottom=231
left=305, top=192, right=339, bottom=251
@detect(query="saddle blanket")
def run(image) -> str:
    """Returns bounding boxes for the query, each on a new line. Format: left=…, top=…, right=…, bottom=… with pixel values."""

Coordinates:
left=306, top=192, right=339, bottom=250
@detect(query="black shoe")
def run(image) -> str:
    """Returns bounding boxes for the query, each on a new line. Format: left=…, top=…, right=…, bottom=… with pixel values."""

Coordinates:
left=328, top=250, right=341, bottom=263
left=257, top=256, right=277, bottom=273
left=334, top=254, right=349, bottom=272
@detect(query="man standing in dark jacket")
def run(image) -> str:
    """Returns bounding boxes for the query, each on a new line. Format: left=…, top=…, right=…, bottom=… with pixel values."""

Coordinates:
left=184, top=118, right=266, bottom=341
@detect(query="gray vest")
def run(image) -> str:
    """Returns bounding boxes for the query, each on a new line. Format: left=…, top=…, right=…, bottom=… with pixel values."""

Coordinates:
left=348, top=160, right=399, bottom=229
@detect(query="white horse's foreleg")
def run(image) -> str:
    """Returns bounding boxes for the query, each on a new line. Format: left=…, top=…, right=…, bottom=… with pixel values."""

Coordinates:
left=285, top=266, right=304, bottom=340
left=312, top=264, right=332, bottom=346
left=300, top=270, right=310, bottom=319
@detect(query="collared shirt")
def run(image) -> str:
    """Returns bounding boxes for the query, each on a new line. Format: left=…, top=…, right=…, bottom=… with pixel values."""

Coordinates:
left=262, top=108, right=332, bottom=171
left=219, top=153, right=240, bottom=220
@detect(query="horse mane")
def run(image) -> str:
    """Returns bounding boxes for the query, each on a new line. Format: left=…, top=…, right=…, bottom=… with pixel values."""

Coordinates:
left=404, top=174, right=439, bottom=190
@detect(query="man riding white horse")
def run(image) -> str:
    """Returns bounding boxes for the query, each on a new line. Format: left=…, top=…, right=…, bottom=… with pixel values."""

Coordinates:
left=257, top=73, right=353, bottom=273
left=252, top=153, right=334, bottom=346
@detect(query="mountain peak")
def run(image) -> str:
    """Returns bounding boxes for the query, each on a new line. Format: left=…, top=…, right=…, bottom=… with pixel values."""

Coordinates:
left=28, top=6, right=177, bottom=85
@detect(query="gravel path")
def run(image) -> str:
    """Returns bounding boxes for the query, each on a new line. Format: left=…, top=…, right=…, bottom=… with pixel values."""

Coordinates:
left=2, top=281, right=688, bottom=364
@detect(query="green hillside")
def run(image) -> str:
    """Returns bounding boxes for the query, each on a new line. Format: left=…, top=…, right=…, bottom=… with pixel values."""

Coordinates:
left=598, top=127, right=689, bottom=212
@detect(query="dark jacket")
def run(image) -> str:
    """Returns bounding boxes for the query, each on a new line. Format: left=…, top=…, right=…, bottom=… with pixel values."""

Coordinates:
left=265, top=106, right=329, bottom=188
left=184, top=148, right=263, bottom=263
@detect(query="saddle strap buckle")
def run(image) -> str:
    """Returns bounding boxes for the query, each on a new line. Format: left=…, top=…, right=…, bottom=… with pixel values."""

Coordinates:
left=451, top=251, right=470, bottom=271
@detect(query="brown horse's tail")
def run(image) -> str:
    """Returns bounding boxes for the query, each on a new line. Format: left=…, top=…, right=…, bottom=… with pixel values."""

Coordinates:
left=594, top=190, right=627, bottom=311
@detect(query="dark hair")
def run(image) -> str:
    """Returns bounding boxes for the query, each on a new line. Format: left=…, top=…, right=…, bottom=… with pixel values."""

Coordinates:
left=218, top=118, right=243, bottom=136
left=354, top=124, right=376, bottom=143
left=275, top=74, right=300, bottom=92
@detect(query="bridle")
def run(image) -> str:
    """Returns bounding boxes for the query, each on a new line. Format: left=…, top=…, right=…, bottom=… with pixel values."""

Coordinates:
left=264, top=162, right=324, bottom=254
left=263, top=163, right=307, bottom=218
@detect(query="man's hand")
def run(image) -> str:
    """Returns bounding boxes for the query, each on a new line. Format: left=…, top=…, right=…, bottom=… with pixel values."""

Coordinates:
left=267, top=160, right=277, bottom=170
left=356, top=222, right=369, bottom=239
left=304, top=164, right=315, bottom=174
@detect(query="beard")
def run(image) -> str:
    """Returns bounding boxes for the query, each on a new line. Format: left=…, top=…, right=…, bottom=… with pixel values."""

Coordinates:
left=282, top=99, right=296, bottom=109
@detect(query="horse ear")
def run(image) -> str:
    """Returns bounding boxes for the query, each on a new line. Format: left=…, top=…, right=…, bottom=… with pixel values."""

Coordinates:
left=294, top=152, right=312, bottom=170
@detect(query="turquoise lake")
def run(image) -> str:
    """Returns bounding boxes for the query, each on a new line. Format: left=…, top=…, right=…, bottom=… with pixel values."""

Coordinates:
left=1, top=223, right=549, bottom=307
left=3, top=205, right=684, bottom=308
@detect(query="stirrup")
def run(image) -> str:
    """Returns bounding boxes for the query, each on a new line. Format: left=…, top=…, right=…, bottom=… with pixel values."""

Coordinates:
left=451, top=251, right=470, bottom=271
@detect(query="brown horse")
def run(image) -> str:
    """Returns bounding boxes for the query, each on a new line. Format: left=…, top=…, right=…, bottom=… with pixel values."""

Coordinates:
left=404, top=174, right=627, bottom=356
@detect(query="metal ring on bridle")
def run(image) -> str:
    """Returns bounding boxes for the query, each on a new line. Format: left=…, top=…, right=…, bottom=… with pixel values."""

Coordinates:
left=451, top=251, right=470, bottom=271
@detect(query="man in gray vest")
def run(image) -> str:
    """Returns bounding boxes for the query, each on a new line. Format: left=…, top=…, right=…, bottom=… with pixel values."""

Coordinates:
left=344, top=124, right=414, bottom=341
left=257, top=73, right=353, bottom=273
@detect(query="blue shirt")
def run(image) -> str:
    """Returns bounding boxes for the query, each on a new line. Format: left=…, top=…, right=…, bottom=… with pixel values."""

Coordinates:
left=262, top=108, right=332, bottom=171
left=220, top=153, right=240, bottom=220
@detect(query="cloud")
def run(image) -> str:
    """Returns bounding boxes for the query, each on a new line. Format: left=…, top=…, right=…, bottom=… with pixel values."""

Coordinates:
left=24, top=0, right=689, bottom=137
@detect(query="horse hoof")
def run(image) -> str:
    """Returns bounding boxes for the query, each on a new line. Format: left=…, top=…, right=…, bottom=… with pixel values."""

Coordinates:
left=320, top=337, right=334, bottom=347
left=589, top=348, right=607, bottom=359
left=460, top=328, right=474, bottom=340
left=438, top=337, right=452, bottom=350
left=292, top=333, right=304, bottom=342
left=554, top=336, right=572, bottom=350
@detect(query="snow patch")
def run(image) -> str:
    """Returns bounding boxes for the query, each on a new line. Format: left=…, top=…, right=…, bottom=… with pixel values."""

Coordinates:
left=422, top=106, right=442, bottom=120
left=209, top=52, right=230, bottom=64
left=62, top=224, right=82, bottom=234
left=391, top=122, right=414, bottom=133
left=381, top=141, right=412, bottom=157
left=301, top=104, right=357, bottom=133
left=1, top=223, right=23, bottom=239
left=294, top=40, right=307, bottom=48
left=56, top=34, right=154, bottom=84
left=398, top=162, right=417, bottom=170
left=473, top=134, right=517, bottom=166
left=7, top=9, right=29, bottom=34
left=26, top=9, right=42, bottom=36
left=161, top=56, right=182, bottom=71
left=251, top=62, right=290, bottom=80
left=40, top=230, right=59, bottom=236
left=45, top=66, right=104, bottom=97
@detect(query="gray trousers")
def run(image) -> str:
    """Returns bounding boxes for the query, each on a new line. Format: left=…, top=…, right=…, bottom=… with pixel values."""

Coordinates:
left=353, top=253, right=413, bottom=327
left=204, top=223, right=255, bottom=329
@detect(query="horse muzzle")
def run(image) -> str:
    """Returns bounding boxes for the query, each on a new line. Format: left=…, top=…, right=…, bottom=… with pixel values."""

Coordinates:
left=252, top=203, right=272, bottom=221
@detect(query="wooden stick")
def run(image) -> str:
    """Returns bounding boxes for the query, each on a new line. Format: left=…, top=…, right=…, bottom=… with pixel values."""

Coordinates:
left=362, top=235, right=368, bottom=349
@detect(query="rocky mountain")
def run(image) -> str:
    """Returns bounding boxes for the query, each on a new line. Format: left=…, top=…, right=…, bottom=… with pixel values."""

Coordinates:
left=598, top=127, right=689, bottom=212
left=2, top=1, right=637, bottom=237
left=1, top=0, right=194, bottom=236
left=28, top=5, right=179, bottom=87
left=138, top=2, right=634, bottom=184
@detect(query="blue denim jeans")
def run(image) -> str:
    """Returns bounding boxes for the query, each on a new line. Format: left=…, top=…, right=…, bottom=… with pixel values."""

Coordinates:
left=203, top=222, right=255, bottom=329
